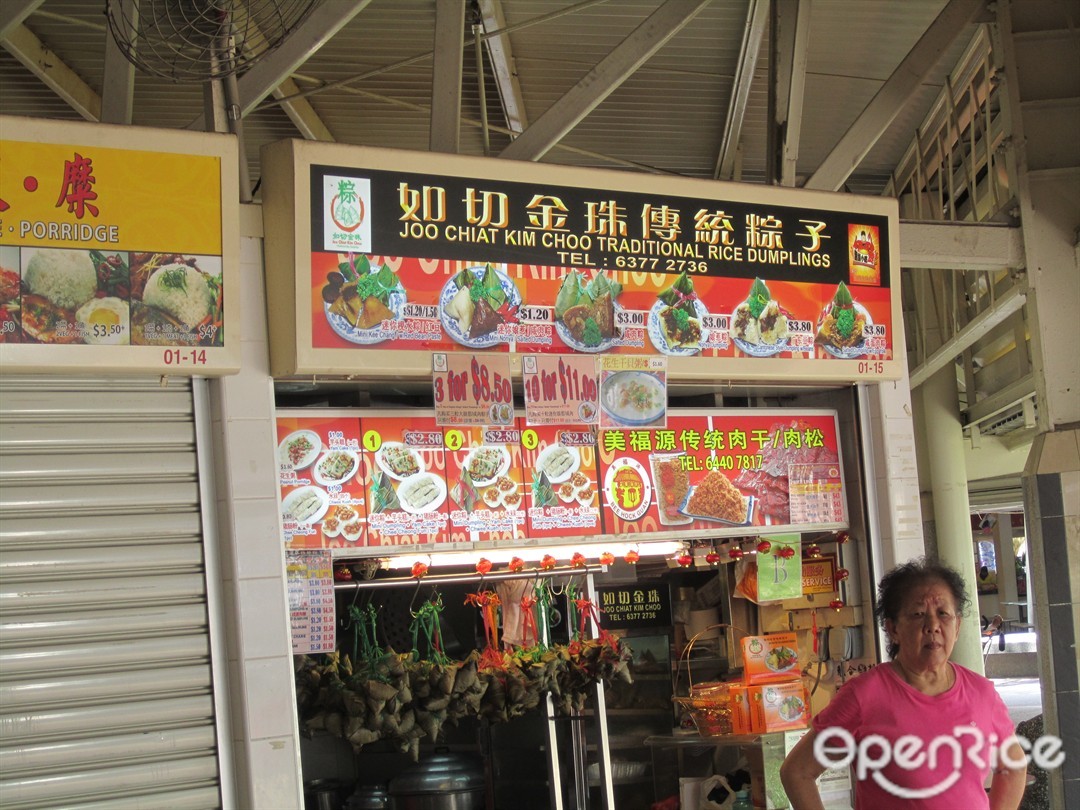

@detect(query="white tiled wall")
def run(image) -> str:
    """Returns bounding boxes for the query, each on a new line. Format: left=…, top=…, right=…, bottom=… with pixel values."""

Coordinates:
left=207, top=206, right=303, bottom=809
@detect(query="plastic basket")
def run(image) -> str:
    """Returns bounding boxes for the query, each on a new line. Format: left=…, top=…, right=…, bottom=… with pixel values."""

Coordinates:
left=672, top=623, right=746, bottom=736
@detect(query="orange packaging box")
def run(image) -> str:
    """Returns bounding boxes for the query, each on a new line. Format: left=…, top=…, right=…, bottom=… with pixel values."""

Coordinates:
left=741, top=632, right=800, bottom=684
left=728, top=684, right=753, bottom=735
left=749, top=682, right=810, bottom=733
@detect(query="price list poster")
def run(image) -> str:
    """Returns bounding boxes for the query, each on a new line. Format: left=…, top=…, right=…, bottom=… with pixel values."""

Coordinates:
left=262, top=141, right=903, bottom=382
left=443, top=425, right=527, bottom=543
left=286, top=549, right=336, bottom=655
left=517, top=421, right=603, bottom=539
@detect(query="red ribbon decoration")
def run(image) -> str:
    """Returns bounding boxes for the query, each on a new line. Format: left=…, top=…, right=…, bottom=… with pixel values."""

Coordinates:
left=520, top=594, right=538, bottom=647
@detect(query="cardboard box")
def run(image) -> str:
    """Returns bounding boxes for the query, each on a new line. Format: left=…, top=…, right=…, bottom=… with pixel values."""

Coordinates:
left=749, top=682, right=810, bottom=733
left=742, top=632, right=800, bottom=684
left=728, top=683, right=753, bottom=735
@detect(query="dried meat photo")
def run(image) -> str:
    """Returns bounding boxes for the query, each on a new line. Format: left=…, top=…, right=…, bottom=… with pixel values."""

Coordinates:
left=681, top=470, right=753, bottom=525
left=322, top=254, right=406, bottom=344
left=647, top=270, right=709, bottom=355
left=553, top=268, right=623, bottom=352
left=650, top=453, right=692, bottom=526
left=729, top=277, right=790, bottom=357
left=816, top=281, right=871, bottom=358
left=439, top=264, right=520, bottom=348
left=129, top=252, right=223, bottom=347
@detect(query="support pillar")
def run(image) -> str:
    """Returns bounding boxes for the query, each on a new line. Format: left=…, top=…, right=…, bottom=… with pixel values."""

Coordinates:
left=921, top=365, right=985, bottom=673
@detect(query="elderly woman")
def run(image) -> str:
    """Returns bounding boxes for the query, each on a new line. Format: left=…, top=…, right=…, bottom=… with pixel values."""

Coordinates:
left=780, top=558, right=1027, bottom=809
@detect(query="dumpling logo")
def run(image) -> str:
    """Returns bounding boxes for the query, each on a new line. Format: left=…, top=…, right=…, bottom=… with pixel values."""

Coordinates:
left=747, top=638, right=763, bottom=655
left=322, top=174, right=372, bottom=252
left=331, top=179, right=364, bottom=232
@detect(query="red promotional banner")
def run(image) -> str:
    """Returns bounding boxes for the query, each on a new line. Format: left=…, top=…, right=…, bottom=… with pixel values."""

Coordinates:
left=597, top=411, right=846, bottom=538
left=521, top=353, right=599, bottom=426
left=276, top=413, right=366, bottom=550
left=517, top=421, right=603, bottom=540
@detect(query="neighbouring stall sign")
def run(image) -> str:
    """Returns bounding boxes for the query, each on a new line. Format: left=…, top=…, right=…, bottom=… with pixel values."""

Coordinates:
left=286, top=549, right=336, bottom=654
left=522, top=353, right=599, bottom=426
left=598, top=410, right=847, bottom=539
left=262, top=141, right=901, bottom=380
left=596, top=584, right=672, bottom=629
left=802, top=555, right=837, bottom=594
left=433, top=351, right=515, bottom=426
left=0, top=116, right=240, bottom=374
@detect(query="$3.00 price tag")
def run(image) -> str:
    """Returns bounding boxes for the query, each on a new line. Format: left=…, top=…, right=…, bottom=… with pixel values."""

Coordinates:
left=521, top=353, right=599, bottom=426
left=432, top=352, right=515, bottom=427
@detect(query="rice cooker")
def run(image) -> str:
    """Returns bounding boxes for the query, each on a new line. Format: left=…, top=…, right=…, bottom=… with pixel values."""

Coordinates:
left=387, top=752, right=485, bottom=810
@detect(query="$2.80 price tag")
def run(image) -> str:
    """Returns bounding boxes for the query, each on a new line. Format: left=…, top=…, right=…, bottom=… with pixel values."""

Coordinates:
left=432, top=352, right=515, bottom=427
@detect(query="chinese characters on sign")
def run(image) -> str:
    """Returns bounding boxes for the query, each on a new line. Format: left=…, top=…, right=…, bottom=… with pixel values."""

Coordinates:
left=286, top=549, right=336, bottom=654
left=432, top=352, right=515, bottom=427
left=596, top=584, right=672, bottom=629
left=522, top=353, right=599, bottom=426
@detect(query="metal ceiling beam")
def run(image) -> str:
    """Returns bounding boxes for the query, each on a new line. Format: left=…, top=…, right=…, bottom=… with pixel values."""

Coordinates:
left=804, top=0, right=985, bottom=191
left=1, top=24, right=100, bottom=121
left=430, top=0, right=466, bottom=153
left=715, top=0, right=768, bottom=180
left=500, top=0, right=711, bottom=161
left=100, top=0, right=136, bottom=124
left=909, top=284, right=1026, bottom=388
left=477, top=0, right=529, bottom=135
left=188, top=0, right=369, bottom=131
left=899, top=221, right=1024, bottom=271
left=0, top=0, right=43, bottom=40
left=771, top=0, right=810, bottom=186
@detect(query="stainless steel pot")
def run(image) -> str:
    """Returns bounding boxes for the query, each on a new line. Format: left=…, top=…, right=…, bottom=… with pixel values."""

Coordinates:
left=345, top=784, right=389, bottom=810
left=387, top=752, right=485, bottom=810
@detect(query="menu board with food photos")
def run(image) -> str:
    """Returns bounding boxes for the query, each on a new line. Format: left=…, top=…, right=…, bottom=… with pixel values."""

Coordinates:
left=597, top=410, right=846, bottom=538
left=444, top=425, right=527, bottom=543
left=274, top=407, right=848, bottom=554
left=517, top=422, right=603, bottom=539
left=362, top=413, right=450, bottom=546
left=277, top=412, right=366, bottom=549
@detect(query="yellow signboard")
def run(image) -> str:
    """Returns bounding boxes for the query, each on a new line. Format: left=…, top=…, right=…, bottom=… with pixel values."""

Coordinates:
left=0, top=116, right=239, bottom=375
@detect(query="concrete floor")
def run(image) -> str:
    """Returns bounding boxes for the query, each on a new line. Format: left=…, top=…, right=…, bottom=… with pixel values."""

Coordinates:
left=993, top=676, right=1043, bottom=726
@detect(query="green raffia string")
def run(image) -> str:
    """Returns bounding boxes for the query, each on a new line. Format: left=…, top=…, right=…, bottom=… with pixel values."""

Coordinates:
left=409, top=595, right=450, bottom=665
left=348, top=603, right=380, bottom=671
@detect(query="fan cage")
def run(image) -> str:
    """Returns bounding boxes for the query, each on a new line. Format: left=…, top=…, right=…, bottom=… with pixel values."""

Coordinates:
left=105, top=0, right=320, bottom=83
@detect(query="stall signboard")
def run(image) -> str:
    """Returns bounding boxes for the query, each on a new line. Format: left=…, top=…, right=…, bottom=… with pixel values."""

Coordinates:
left=361, top=413, right=450, bottom=546
left=432, top=351, right=514, bottom=426
left=596, top=583, right=672, bottom=630
left=522, top=353, right=599, bottom=426
left=286, top=549, right=336, bottom=654
left=277, top=412, right=366, bottom=550
left=262, top=141, right=901, bottom=382
left=517, top=421, right=603, bottom=539
left=597, top=410, right=846, bottom=539
left=0, top=116, right=240, bottom=374
left=443, top=425, right=527, bottom=543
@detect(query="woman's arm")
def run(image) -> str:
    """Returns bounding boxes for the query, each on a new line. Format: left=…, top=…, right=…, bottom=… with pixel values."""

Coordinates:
left=987, top=738, right=1028, bottom=810
left=779, top=729, right=829, bottom=810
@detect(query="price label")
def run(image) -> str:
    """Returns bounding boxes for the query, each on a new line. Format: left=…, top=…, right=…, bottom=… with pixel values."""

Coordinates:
left=522, top=354, right=599, bottom=426
left=432, top=352, right=515, bottom=427
left=702, top=314, right=730, bottom=331
left=402, top=302, right=439, bottom=320
left=614, top=309, right=646, bottom=328
left=518, top=305, right=553, bottom=323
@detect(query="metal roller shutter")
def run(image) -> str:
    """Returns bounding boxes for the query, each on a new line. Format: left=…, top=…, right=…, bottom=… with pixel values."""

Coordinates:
left=0, top=375, right=222, bottom=810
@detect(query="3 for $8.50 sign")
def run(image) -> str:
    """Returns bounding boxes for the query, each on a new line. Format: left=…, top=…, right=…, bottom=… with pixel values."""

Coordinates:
left=432, top=352, right=514, bottom=427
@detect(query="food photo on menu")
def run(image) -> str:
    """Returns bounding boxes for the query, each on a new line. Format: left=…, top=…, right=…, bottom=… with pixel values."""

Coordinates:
left=276, top=415, right=367, bottom=550
left=445, top=427, right=527, bottom=543
left=362, top=414, right=450, bottom=546
left=729, top=276, right=790, bottom=357
left=518, top=422, right=603, bottom=539
left=6, top=246, right=131, bottom=345
left=440, top=263, right=521, bottom=348
left=553, top=268, right=623, bottom=352
left=648, top=269, right=709, bottom=355
left=320, top=254, right=406, bottom=344
left=128, top=252, right=224, bottom=347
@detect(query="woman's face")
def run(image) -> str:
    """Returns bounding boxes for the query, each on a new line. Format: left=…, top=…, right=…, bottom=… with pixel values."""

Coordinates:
left=885, top=578, right=961, bottom=673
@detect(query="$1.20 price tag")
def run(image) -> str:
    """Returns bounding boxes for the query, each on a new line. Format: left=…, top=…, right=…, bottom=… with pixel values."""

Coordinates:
left=432, top=352, right=515, bottom=427
left=522, top=353, right=599, bottom=426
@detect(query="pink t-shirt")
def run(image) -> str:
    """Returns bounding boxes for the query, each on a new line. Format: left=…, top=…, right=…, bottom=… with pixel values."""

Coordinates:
left=812, top=662, right=1016, bottom=810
